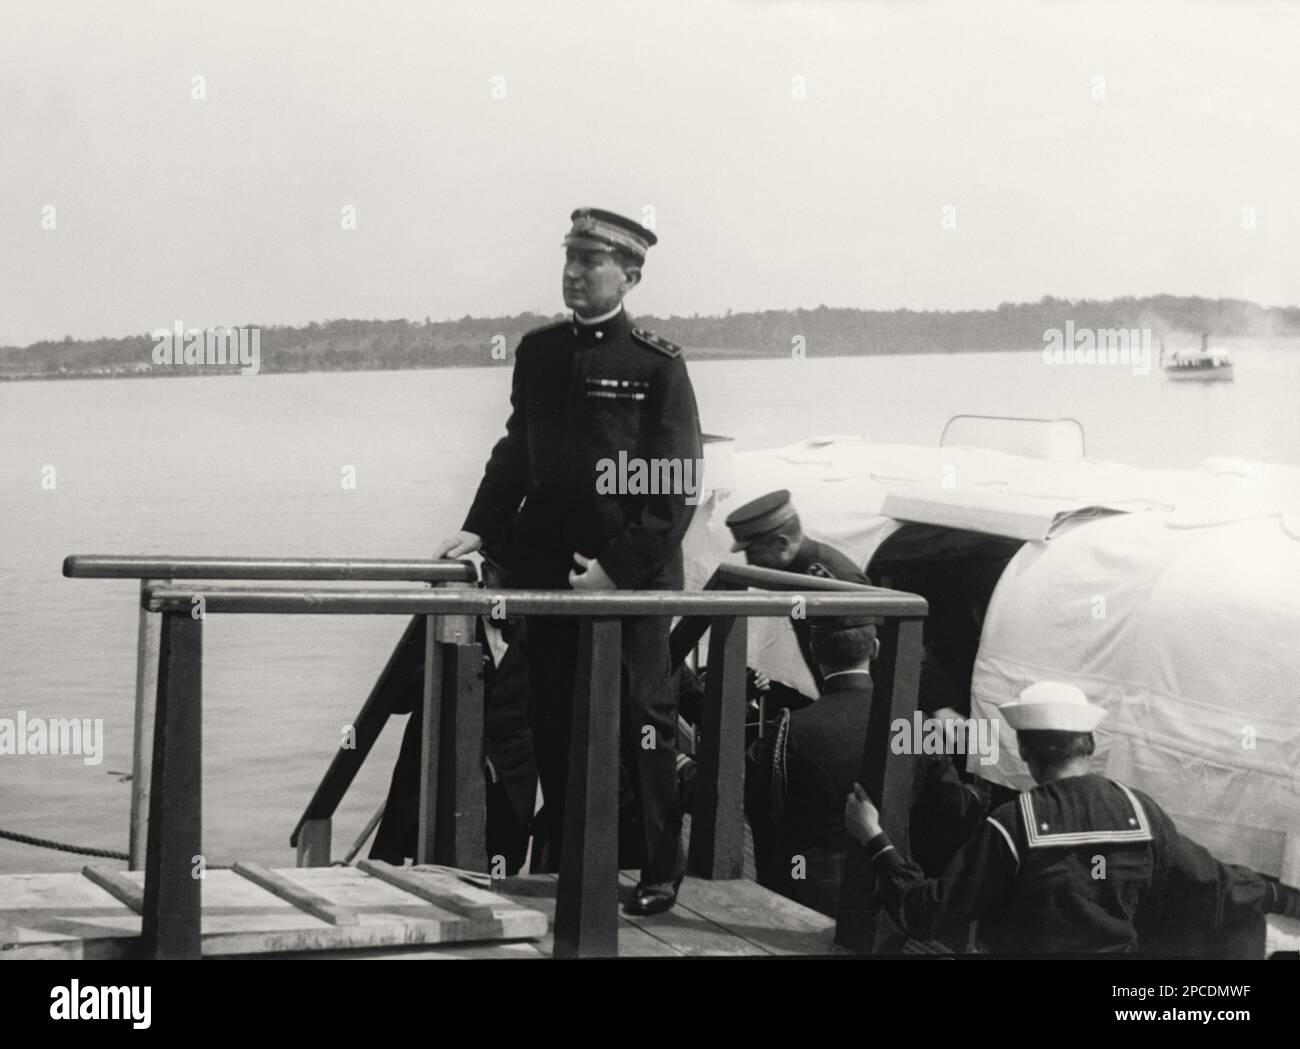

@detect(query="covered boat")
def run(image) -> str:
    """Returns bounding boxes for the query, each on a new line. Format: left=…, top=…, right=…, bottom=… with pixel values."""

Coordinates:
left=683, top=419, right=1300, bottom=923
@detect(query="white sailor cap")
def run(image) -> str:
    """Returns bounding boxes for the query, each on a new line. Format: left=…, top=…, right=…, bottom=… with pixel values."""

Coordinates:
left=1001, top=681, right=1107, bottom=732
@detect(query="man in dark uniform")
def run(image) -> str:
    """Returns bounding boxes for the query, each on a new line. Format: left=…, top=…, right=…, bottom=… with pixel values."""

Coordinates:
left=846, top=682, right=1300, bottom=954
left=435, top=208, right=703, bottom=915
left=725, top=489, right=870, bottom=703
left=725, top=489, right=978, bottom=724
left=745, top=616, right=985, bottom=920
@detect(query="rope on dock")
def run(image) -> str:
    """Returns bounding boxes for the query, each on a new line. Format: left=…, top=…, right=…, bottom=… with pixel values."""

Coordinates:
left=0, top=826, right=235, bottom=869
left=0, top=827, right=128, bottom=860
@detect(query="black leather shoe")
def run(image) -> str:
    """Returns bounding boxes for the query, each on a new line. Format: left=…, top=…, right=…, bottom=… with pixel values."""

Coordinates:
left=625, top=875, right=684, bottom=916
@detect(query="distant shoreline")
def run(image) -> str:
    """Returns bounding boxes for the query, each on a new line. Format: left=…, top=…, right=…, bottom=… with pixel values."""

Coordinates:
left=0, top=341, right=1056, bottom=382
left=4, top=296, right=1297, bottom=382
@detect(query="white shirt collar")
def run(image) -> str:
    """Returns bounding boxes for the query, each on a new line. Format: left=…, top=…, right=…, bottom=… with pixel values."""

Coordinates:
left=573, top=304, right=624, bottom=327
left=822, top=668, right=872, bottom=684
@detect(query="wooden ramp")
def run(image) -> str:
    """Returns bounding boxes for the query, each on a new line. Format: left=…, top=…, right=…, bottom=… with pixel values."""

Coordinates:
left=278, top=873, right=846, bottom=960
left=0, top=862, right=547, bottom=960
left=0, top=864, right=843, bottom=960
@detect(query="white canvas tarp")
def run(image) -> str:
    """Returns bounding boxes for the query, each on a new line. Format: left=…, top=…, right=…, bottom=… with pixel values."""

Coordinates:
left=683, top=436, right=1300, bottom=879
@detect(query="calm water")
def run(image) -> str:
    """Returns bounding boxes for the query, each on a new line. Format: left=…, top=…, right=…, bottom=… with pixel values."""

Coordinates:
left=2, top=339, right=1298, bottom=872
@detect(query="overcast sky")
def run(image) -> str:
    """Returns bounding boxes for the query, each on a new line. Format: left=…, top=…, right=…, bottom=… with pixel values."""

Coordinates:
left=2, top=0, right=1297, bottom=345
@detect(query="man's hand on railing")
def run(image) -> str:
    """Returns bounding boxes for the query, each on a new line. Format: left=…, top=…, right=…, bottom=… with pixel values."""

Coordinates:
left=434, top=531, right=482, bottom=559
left=568, top=553, right=615, bottom=591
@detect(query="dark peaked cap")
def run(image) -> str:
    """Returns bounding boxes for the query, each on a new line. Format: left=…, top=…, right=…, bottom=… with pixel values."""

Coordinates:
left=725, top=489, right=799, bottom=552
left=563, top=208, right=657, bottom=262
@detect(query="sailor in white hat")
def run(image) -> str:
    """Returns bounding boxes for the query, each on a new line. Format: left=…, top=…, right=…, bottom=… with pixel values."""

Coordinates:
left=1001, top=680, right=1107, bottom=730
left=843, top=680, right=1300, bottom=954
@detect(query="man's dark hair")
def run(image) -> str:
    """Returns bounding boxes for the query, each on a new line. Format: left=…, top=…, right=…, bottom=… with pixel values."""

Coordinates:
left=611, top=248, right=643, bottom=278
left=811, top=623, right=878, bottom=674
left=1017, top=729, right=1095, bottom=773
left=752, top=513, right=803, bottom=551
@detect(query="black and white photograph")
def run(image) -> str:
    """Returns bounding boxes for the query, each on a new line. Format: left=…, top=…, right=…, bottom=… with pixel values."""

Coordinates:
left=2, top=0, right=1298, bottom=1023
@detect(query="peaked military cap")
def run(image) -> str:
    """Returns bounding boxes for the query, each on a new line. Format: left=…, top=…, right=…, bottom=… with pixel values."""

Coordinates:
left=564, top=207, right=657, bottom=262
left=725, top=489, right=799, bottom=552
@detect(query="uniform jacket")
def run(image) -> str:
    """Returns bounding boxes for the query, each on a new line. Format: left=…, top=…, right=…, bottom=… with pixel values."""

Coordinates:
left=867, top=772, right=1300, bottom=955
left=777, top=538, right=965, bottom=715
left=784, top=538, right=870, bottom=693
left=463, top=309, right=703, bottom=590
left=745, top=671, right=984, bottom=918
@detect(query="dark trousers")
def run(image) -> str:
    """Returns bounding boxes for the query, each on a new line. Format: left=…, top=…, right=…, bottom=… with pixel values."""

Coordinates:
left=485, top=777, right=529, bottom=876
left=369, top=706, right=530, bottom=874
left=526, top=613, right=683, bottom=885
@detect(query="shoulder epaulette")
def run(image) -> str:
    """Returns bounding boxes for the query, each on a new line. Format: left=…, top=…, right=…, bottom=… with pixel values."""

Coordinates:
left=631, top=327, right=681, bottom=358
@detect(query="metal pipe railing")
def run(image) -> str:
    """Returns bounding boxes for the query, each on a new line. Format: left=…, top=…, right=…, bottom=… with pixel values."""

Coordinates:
left=63, top=556, right=476, bottom=872
left=712, top=561, right=902, bottom=594
left=141, top=586, right=927, bottom=617
left=64, top=554, right=476, bottom=583
left=283, top=569, right=928, bottom=874
left=132, top=583, right=924, bottom=959
left=67, top=554, right=926, bottom=959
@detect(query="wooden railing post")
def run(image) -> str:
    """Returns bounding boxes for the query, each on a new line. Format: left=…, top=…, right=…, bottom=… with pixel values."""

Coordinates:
left=141, top=610, right=203, bottom=960
left=432, top=611, right=484, bottom=870
left=554, top=616, right=621, bottom=959
left=129, top=579, right=163, bottom=870
left=416, top=590, right=483, bottom=868
left=296, top=820, right=331, bottom=867
left=417, top=614, right=444, bottom=866
left=835, top=614, right=924, bottom=952
left=689, top=614, right=747, bottom=879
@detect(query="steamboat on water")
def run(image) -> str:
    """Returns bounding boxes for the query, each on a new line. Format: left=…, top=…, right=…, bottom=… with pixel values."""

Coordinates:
left=1160, top=333, right=1235, bottom=382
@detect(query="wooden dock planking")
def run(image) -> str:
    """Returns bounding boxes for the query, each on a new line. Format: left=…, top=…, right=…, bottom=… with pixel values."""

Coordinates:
left=615, top=873, right=769, bottom=957
left=263, top=939, right=550, bottom=961
left=0, top=864, right=547, bottom=959
left=357, top=860, right=502, bottom=920
left=0, top=872, right=141, bottom=958
left=0, top=865, right=840, bottom=959
left=82, top=866, right=145, bottom=913
left=232, top=862, right=359, bottom=926
left=268, top=865, right=467, bottom=920
left=496, top=874, right=683, bottom=958
left=463, top=873, right=840, bottom=959
left=670, top=877, right=842, bottom=956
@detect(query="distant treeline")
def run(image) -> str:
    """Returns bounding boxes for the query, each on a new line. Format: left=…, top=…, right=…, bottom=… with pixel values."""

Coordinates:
left=3, top=295, right=1298, bottom=380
